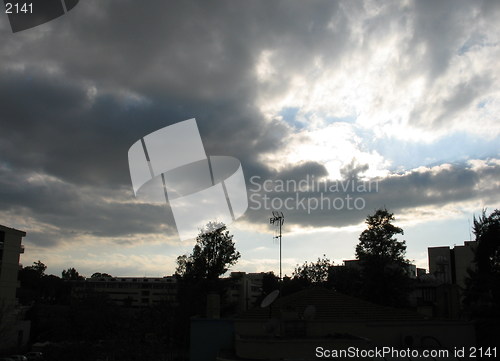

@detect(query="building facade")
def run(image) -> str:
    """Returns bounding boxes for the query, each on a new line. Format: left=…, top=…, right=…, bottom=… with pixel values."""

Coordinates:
left=226, top=272, right=264, bottom=312
left=0, top=225, right=29, bottom=351
left=428, top=241, right=476, bottom=288
left=72, top=276, right=178, bottom=307
left=0, top=225, right=25, bottom=305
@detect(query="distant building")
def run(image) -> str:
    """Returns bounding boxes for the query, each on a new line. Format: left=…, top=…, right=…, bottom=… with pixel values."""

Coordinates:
left=0, top=225, right=25, bottom=305
left=428, top=241, right=476, bottom=288
left=409, top=241, right=478, bottom=320
left=0, top=225, right=30, bottom=351
left=72, top=276, right=178, bottom=307
left=342, top=259, right=362, bottom=270
left=226, top=272, right=264, bottom=312
left=416, top=267, right=427, bottom=278
left=72, top=272, right=265, bottom=310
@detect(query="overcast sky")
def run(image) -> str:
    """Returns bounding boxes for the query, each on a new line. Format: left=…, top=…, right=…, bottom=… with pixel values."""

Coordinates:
left=1, top=0, right=499, bottom=277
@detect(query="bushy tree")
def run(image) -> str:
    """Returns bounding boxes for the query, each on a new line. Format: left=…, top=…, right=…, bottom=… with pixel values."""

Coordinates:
left=471, top=209, right=500, bottom=274
left=464, top=209, right=500, bottom=315
left=25, top=260, right=47, bottom=278
left=355, top=208, right=410, bottom=307
left=90, top=272, right=113, bottom=279
left=463, top=209, right=500, bottom=346
left=176, top=222, right=240, bottom=281
left=62, top=267, right=84, bottom=280
left=356, top=208, right=406, bottom=264
left=293, top=255, right=333, bottom=284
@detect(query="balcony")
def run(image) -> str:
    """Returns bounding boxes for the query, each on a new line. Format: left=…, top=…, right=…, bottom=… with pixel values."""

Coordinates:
left=20, top=244, right=25, bottom=253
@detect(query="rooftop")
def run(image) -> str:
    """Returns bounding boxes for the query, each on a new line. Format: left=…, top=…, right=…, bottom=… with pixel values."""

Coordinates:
left=238, top=287, right=426, bottom=322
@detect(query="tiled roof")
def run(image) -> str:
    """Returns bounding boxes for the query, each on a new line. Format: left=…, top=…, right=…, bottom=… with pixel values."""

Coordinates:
left=238, top=287, right=426, bottom=322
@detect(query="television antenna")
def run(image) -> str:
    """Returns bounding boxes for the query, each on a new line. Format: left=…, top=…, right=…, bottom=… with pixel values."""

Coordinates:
left=270, top=211, right=284, bottom=280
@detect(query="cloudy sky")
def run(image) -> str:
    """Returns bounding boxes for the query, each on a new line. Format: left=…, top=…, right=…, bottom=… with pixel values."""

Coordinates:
left=1, top=0, right=499, bottom=277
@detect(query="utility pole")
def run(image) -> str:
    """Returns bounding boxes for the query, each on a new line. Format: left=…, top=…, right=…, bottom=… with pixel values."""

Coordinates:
left=270, top=211, right=284, bottom=280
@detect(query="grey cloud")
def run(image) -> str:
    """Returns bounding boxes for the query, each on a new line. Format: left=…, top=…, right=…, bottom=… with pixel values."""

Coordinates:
left=243, top=160, right=500, bottom=229
left=0, top=165, right=178, bottom=242
left=1, top=0, right=498, bottom=251
left=340, top=159, right=369, bottom=180
left=274, top=161, right=328, bottom=181
left=0, top=67, right=289, bottom=188
left=438, top=76, right=493, bottom=121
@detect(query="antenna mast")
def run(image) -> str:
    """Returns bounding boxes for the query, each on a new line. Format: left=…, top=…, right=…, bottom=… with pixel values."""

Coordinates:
left=270, top=211, right=285, bottom=280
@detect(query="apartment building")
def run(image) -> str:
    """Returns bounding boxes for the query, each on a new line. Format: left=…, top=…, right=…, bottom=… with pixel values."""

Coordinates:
left=72, top=276, right=178, bottom=307
left=226, top=272, right=264, bottom=312
left=0, top=225, right=29, bottom=350
left=428, top=240, right=476, bottom=288
left=0, top=225, right=26, bottom=305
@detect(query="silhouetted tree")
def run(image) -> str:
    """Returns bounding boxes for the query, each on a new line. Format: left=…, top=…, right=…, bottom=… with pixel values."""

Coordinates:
left=90, top=272, right=113, bottom=279
left=174, top=221, right=240, bottom=340
left=356, top=208, right=406, bottom=263
left=18, top=261, right=48, bottom=304
left=355, top=208, right=411, bottom=307
left=25, top=260, right=47, bottom=278
left=175, top=222, right=240, bottom=281
left=463, top=209, right=500, bottom=345
left=293, top=255, right=333, bottom=284
left=471, top=209, right=500, bottom=275
left=62, top=267, right=84, bottom=280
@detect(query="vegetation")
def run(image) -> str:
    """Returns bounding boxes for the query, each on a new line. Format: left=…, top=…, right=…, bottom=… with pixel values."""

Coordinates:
left=463, top=209, right=500, bottom=346
left=61, top=267, right=84, bottom=280
left=355, top=208, right=407, bottom=264
left=176, top=221, right=241, bottom=281
left=354, top=208, right=411, bottom=307
left=292, top=255, right=332, bottom=284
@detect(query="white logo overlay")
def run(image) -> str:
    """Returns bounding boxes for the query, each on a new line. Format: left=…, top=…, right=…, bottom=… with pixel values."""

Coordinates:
left=128, top=119, right=248, bottom=240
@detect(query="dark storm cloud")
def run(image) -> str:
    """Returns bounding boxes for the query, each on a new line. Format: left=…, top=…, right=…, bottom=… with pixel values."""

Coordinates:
left=243, top=160, right=500, bottom=228
left=0, top=64, right=295, bottom=246
left=0, top=66, right=291, bottom=187
left=0, top=1, right=340, bottom=98
left=1, top=0, right=498, bottom=249
left=0, top=164, right=178, bottom=242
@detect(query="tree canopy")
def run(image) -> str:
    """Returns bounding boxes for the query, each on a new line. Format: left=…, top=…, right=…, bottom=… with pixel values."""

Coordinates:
left=356, top=207, right=407, bottom=264
left=293, top=255, right=332, bottom=284
left=25, top=260, right=47, bottom=278
left=354, top=208, right=410, bottom=307
left=91, top=272, right=113, bottom=279
left=176, top=222, right=240, bottom=281
left=472, top=209, right=500, bottom=274
left=62, top=267, right=85, bottom=280
left=464, top=209, right=500, bottom=317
